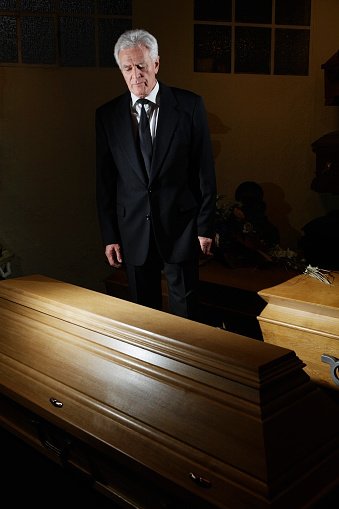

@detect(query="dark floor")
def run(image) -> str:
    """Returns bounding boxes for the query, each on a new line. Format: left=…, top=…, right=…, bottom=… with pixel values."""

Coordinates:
left=2, top=427, right=338, bottom=508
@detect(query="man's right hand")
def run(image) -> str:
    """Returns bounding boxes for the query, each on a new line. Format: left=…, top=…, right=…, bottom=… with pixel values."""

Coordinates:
left=105, top=244, right=123, bottom=267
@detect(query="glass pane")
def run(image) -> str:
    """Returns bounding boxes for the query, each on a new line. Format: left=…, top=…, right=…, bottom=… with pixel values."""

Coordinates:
left=59, top=0, right=94, bottom=14
left=0, top=0, right=17, bottom=9
left=59, top=16, right=95, bottom=66
left=275, top=0, right=311, bottom=26
left=194, top=24, right=231, bottom=73
left=0, top=16, right=17, bottom=62
left=21, top=16, right=56, bottom=64
left=97, top=0, right=132, bottom=16
left=274, top=29, right=310, bottom=75
left=235, top=27, right=271, bottom=74
left=194, top=0, right=232, bottom=21
left=235, top=0, right=272, bottom=24
left=21, top=0, right=53, bottom=12
left=99, top=18, right=132, bottom=67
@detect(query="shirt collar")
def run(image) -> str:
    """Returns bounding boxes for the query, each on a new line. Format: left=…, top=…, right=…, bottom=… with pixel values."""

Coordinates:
left=131, top=81, right=159, bottom=108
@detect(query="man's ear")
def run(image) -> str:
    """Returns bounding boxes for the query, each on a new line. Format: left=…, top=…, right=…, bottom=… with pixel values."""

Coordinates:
left=155, top=57, right=160, bottom=74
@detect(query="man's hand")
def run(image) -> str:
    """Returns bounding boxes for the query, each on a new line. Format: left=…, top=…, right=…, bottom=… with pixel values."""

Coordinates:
left=198, top=236, right=213, bottom=257
left=105, top=244, right=123, bottom=267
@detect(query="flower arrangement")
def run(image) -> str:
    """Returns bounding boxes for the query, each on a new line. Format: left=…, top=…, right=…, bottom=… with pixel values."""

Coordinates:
left=214, top=185, right=305, bottom=272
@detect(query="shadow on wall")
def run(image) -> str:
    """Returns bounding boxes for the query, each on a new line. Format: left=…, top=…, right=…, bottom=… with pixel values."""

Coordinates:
left=207, top=112, right=230, bottom=136
left=207, top=112, right=231, bottom=161
left=261, top=182, right=300, bottom=250
left=299, top=209, right=339, bottom=270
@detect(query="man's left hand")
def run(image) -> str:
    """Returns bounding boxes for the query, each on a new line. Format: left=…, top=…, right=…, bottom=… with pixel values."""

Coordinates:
left=198, top=236, right=213, bottom=256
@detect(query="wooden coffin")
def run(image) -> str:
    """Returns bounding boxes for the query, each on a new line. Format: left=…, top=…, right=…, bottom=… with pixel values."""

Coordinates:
left=258, top=272, right=339, bottom=394
left=0, top=274, right=338, bottom=509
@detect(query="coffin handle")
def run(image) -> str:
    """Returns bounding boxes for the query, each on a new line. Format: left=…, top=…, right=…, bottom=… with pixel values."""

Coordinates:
left=321, top=354, right=339, bottom=386
left=31, top=418, right=72, bottom=464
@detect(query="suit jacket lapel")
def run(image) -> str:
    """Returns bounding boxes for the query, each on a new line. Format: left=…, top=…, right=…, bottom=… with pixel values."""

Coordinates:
left=112, top=86, right=180, bottom=184
left=115, top=93, right=148, bottom=183
left=150, top=84, right=179, bottom=182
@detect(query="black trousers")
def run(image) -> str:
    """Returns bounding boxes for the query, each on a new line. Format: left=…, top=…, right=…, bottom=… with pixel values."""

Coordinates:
left=125, top=231, right=199, bottom=320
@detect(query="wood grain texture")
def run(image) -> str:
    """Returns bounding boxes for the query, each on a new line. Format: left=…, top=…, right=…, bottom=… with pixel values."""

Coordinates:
left=1, top=275, right=338, bottom=509
left=258, top=272, right=339, bottom=390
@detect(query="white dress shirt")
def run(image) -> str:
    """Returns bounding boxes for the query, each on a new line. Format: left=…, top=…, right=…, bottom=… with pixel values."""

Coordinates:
left=131, top=81, right=159, bottom=142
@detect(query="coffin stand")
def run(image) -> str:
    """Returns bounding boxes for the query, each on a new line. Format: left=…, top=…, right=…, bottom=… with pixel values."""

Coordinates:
left=0, top=275, right=338, bottom=509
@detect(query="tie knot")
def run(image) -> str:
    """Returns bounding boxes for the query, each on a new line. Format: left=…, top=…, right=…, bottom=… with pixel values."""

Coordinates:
left=137, top=98, right=151, bottom=112
left=137, top=98, right=152, bottom=123
left=138, top=98, right=148, bottom=105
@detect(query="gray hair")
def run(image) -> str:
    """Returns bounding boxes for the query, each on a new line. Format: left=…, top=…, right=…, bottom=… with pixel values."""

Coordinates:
left=114, top=29, right=159, bottom=68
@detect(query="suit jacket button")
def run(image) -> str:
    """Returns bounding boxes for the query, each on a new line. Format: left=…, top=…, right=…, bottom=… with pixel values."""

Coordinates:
left=146, top=214, right=151, bottom=221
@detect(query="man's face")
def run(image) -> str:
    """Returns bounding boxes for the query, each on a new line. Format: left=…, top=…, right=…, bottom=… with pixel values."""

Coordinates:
left=119, top=45, right=159, bottom=98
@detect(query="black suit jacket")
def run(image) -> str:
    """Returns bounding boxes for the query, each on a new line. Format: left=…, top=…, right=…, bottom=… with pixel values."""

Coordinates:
left=96, top=82, right=216, bottom=265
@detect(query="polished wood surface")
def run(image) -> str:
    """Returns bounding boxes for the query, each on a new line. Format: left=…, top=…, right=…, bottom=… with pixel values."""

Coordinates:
left=1, top=275, right=338, bottom=508
left=258, top=271, right=339, bottom=392
left=105, top=259, right=297, bottom=339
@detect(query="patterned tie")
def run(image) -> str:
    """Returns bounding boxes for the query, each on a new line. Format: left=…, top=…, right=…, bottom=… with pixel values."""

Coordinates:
left=137, top=99, right=153, bottom=175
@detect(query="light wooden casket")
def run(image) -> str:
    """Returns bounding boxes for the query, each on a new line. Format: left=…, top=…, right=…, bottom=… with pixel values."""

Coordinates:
left=0, top=275, right=338, bottom=509
left=258, top=271, right=339, bottom=394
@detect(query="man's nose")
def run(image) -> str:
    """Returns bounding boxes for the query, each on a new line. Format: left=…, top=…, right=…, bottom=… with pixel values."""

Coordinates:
left=132, top=66, right=142, bottom=79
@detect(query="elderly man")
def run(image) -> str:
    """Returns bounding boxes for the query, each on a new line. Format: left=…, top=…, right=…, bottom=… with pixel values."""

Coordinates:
left=96, top=29, right=216, bottom=320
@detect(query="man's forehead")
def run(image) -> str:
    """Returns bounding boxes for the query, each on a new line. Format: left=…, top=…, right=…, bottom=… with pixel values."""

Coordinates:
left=121, top=56, right=146, bottom=65
left=120, top=46, right=148, bottom=59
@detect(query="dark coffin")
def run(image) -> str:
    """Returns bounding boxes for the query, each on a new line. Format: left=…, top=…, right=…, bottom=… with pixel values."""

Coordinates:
left=0, top=275, right=338, bottom=509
